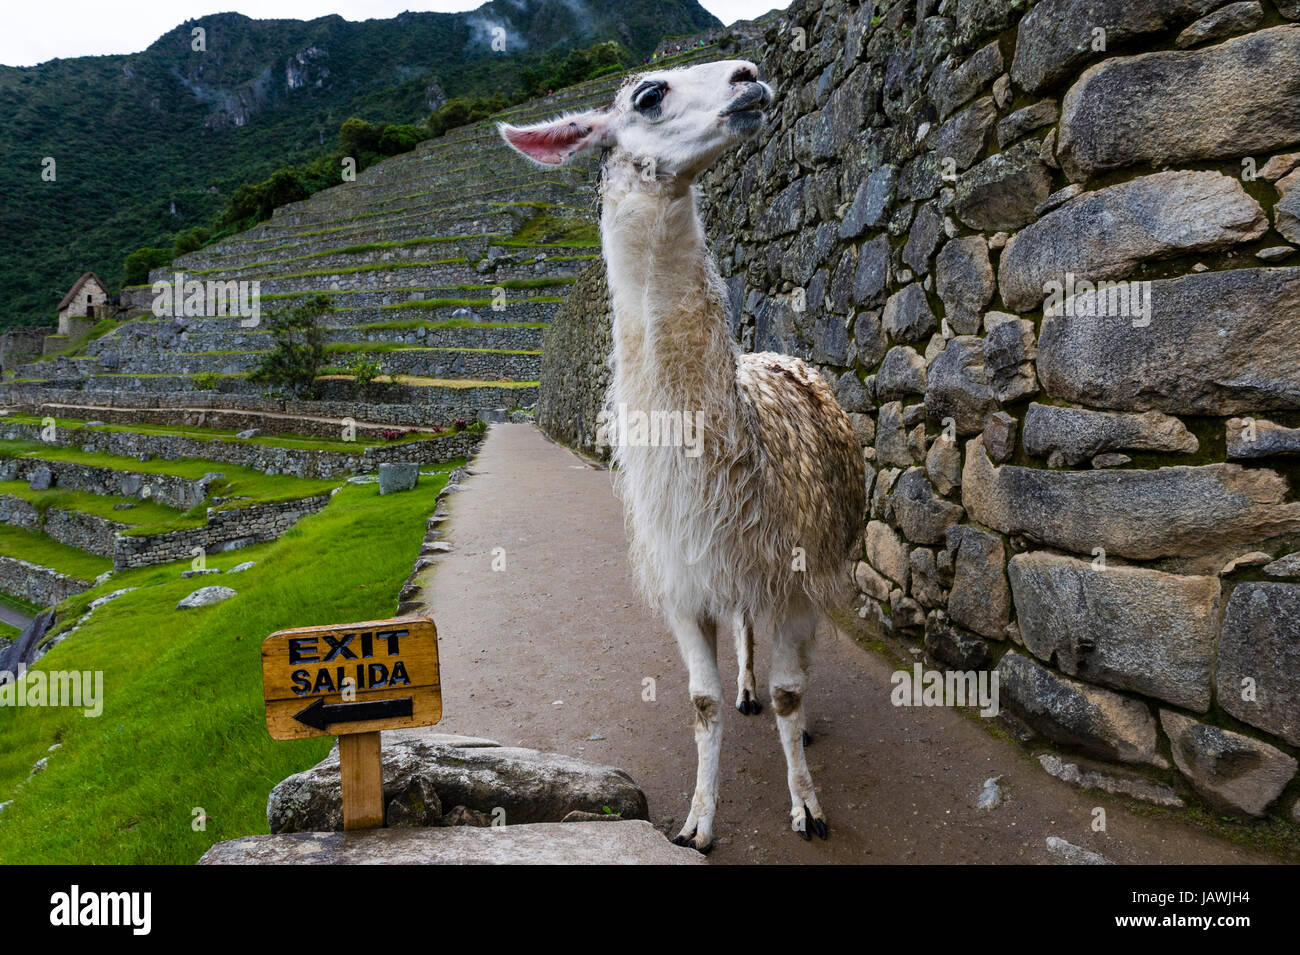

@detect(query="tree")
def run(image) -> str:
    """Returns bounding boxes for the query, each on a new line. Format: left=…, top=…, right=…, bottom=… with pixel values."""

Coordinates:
left=123, top=247, right=173, bottom=286
left=378, top=124, right=425, bottom=155
left=249, top=295, right=329, bottom=399
left=339, top=117, right=383, bottom=161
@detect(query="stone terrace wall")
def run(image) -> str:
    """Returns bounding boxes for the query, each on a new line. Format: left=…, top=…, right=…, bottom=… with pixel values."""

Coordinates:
left=0, top=556, right=91, bottom=608
left=536, top=263, right=613, bottom=459
left=113, top=493, right=332, bottom=570
left=0, top=419, right=483, bottom=479
left=0, top=457, right=218, bottom=511
left=542, top=0, right=1300, bottom=822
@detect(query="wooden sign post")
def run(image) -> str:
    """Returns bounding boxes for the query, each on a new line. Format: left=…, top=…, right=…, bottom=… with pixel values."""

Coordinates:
left=261, top=615, right=441, bottom=830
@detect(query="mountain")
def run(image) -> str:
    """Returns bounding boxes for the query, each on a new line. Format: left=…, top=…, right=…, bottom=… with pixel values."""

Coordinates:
left=0, top=0, right=720, bottom=329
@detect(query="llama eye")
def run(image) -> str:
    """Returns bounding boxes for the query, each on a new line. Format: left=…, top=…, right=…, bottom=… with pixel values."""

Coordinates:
left=633, top=84, right=664, bottom=112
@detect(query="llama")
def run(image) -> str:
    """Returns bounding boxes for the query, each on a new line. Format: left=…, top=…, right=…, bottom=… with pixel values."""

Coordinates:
left=501, top=60, right=865, bottom=852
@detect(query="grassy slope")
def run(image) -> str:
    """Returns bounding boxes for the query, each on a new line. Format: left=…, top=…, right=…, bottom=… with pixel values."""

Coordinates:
left=0, top=525, right=114, bottom=581
left=0, top=469, right=450, bottom=864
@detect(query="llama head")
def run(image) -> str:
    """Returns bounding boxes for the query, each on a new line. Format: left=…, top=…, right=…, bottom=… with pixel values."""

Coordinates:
left=498, top=60, right=773, bottom=183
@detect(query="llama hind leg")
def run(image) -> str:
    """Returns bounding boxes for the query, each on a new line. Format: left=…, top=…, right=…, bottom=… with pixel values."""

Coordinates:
left=770, top=599, right=826, bottom=840
left=668, top=607, right=724, bottom=854
left=732, top=610, right=760, bottom=715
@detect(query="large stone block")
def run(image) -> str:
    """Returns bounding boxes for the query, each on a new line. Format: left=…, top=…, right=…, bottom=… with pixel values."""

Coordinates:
left=866, top=519, right=910, bottom=588
left=998, top=171, right=1267, bottom=312
left=1023, top=403, right=1198, bottom=466
left=924, top=336, right=998, bottom=435
left=962, top=436, right=1300, bottom=559
left=200, top=820, right=703, bottom=865
left=946, top=525, right=1009, bottom=639
left=1036, top=268, right=1300, bottom=414
left=1161, top=711, right=1297, bottom=818
left=268, top=736, right=648, bottom=833
left=996, top=651, right=1162, bottom=766
left=1011, top=0, right=1221, bottom=93
left=1218, top=583, right=1300, bottom=746
left=952, top=141, right=1053, bottom=231
left=892, top=467, right=964, bottom=545
left=935, top=236, right=994, bottom=335
left=1056, top=26, right=1300, bottom=180
left=1009, top=552, right=1220, bottom=710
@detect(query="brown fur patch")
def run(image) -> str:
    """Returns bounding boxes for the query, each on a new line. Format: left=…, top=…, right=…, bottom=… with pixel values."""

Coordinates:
left=771, top=687, right=802, bottom=717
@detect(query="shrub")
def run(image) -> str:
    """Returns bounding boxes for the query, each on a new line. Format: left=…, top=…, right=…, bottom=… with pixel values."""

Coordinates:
left=346, top=355, right=383, bottom=395
left=249, top=295, right=330, bottom=399
left=192, top=372, right=220, bottom=391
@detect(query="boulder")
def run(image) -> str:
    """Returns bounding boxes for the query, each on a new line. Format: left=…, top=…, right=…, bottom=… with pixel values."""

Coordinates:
left=874, top=401, right=912, bottom=468
left=925, top=337, right=998, bottom=435
left=932, top=97, right=997, bottom=171
left=1056, top=27, right=1300, bottom=180
left=952, top=141, right=1052, bottom=231
left=935, top=236, right=994, bottom=335
left=866, top=519, right=909, bottom=588
left=946, top=524, right=1009, bottom=639
left=1264, top=553, right=1300, bottom=578
left=881, top=283, right=937, bottom=343
left=982, top=313, right=1038, bottom=403
left=963, top=436, right=1300, bottom=559
left=1225, top=417, right=1300, bottom=458
left=926, top=435, right=962, bottom=496
left=1175, top=2, right=1265, bottom=48
left=268, top=736, right=648, bottom=833
left=891, top=467, right=964, bottom=545
left=176, top=586, right=237, bottom=610
left=841, top=165, right=898, bottom=239
left=924, top=612, right=992, bottom=670
left=1037, top=754, right=1184, bottom=808
left=199, top=820, right=702, bottom=865
left=1023, top=403, right=1198, bottom=466
left=1217, top=583, right=1300, bottom=745
left=1035, top=268, right=1300, bottom=414
left=27, top=467, right=52, bottom=491
left=1011, top=0, right=1222, bottom=93
left=1160, top=711, right=1297, bottom=817
left=378, top=462, right=419, bottom=495
left=876, top=346, right=927, bottom=400
left=1008, top=552, right=1220, bottom=710
left=927, top=42, right=1004, bottom=120
left=998, top=171, right=1267, bottom=312
left=996, top=99, right=1058, bottom=147
left=996, top=651, right=1163, bottom=766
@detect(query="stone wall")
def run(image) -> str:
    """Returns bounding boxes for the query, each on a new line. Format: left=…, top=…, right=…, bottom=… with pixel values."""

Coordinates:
left=540, top=0, right=1300, bottom=822
left=0, top=327, right=47, bottom=374
left=0, top=456, right=218, bottom=510
left=0, top=556, right=91, bottom=608
left=536, top=263, right=612, bottom=459
left=113, top=493, right=332, bottom=569
left=0, top=419, right=484, bottom=479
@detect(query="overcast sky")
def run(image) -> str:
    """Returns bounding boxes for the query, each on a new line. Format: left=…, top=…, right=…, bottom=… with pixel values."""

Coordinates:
left=3, top=0, right=787, bottom=67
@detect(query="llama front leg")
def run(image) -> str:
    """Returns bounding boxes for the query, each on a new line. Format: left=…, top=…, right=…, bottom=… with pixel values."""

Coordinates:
left=667, top=607, right=723, bottom=854
left=732, top=610, right=760, bottom=714
left=770, top=601, right=826, bottom=841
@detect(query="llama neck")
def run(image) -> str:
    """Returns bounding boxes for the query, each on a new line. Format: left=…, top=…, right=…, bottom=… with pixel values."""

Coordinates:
left=600, top=164, right=739, bottom=421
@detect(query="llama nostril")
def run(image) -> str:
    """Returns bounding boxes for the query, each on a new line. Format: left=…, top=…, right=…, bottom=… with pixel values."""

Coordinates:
left=729, top=67, right=756, bottom=84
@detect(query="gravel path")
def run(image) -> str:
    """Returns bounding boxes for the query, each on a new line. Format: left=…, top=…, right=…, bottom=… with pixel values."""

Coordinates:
left=400, top=422, right=1276, bottom=864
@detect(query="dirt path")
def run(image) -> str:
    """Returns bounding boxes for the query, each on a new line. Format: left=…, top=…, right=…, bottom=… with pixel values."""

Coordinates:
left=400, top=423, right=1275, bottom=864
left=0, top=604, right=33, bottom=632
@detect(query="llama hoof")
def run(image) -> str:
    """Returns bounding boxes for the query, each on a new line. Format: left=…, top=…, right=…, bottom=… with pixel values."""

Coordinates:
left=795, top=805, right=828, bottom=842
left=672, top=833, right=713, bottom=855
left=736, top=693, right=761, bottom=715
left=802, top=729, right=813, bottom=746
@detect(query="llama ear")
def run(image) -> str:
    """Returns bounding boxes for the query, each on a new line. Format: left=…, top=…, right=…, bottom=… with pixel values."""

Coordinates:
left=498, top=111, right=612, bottom=166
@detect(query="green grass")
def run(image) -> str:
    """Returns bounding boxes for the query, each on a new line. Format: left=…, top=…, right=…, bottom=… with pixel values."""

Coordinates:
left=0, top=470, right=452, bottom=864
left=0, top=481, right=187, bottom=528
left=0, top=440, right=339, bottom=507
left=0, top=592, right=43, bottom=617
left=0, top=526, right=112, bottom=581
left=356, top=318, right=548, bottom=332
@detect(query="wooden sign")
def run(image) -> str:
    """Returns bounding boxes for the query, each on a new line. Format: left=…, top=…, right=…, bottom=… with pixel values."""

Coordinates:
left=261, top=615, right=441, bottom=830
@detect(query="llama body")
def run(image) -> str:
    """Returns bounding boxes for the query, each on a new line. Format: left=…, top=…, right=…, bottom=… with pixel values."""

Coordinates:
left=502, top=60, right=865, bottom=851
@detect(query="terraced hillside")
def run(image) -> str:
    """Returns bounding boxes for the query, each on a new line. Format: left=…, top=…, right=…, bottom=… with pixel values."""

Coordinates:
left=1, top=41, right=743, bottom=432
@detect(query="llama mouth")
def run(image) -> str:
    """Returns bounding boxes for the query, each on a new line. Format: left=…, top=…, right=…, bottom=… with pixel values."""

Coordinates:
left=719, top=83, right=773, bottom=118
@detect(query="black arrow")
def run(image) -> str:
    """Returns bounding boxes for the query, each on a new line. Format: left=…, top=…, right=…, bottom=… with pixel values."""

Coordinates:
left=293, top=697, right=414, bottom=730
